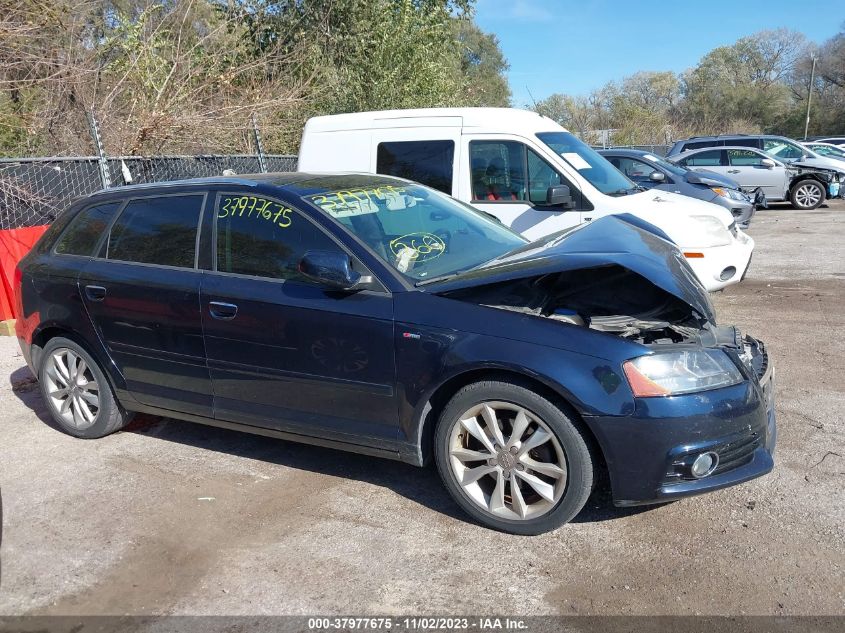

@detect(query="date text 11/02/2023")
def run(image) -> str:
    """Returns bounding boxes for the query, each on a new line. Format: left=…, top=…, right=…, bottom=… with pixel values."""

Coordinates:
left=307, top=617, right=528, bottom=630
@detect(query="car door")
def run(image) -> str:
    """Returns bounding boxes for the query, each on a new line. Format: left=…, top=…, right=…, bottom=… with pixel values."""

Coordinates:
left=466, top=139, right=585, bottom=240
left=726, top=149, right=788, bottom=199
left=613, top=156, right=673, bottom=192
left=79, top=191, right=212, bottom=417
left=200, top=189, right=398, bottom=448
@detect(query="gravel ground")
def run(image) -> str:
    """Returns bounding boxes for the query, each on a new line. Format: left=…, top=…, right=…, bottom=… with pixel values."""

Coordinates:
left=0, top=201, right=842, bottom=617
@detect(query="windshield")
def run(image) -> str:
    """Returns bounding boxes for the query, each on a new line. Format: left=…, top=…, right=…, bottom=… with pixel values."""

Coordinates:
left=304, top=183, right=526, bottom=282
left=762, top=138, right=807, bottom=161
left=643, top=153, right=688, bottom=177
left=536, top=132, right=636, bottom=195
left=810, top=144, right=845, bottom=157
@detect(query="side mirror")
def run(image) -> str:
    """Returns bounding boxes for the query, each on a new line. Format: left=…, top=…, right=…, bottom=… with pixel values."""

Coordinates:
left=649, top=171, right=666, bottom=182
left=545, top=185, right=574, bottom=209
left=761, top=158, right=776, bottom=169
left=299, top=250, right=373, bottom=291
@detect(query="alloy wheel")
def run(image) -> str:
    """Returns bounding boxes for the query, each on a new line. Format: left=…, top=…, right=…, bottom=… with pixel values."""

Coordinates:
left=447, top=401, right=567, bottom=520
left=44, top=348, right=100, bottom=430
left=795, top=184, right=821, bottom=208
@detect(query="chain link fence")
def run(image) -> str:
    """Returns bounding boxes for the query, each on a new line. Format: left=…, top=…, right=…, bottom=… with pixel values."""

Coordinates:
left=0, top=154, right=297, bottom=231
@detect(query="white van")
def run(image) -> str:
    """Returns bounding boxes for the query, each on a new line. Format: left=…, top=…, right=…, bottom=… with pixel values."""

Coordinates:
left=298, top=107, right=754, bottom=291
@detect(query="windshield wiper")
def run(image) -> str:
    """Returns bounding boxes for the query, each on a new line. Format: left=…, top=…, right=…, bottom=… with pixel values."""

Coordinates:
left=415, top=271, right=465, bottom=287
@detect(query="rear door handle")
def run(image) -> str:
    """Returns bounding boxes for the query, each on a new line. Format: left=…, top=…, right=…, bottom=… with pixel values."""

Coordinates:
left=209, top=301, right=238, bottom=320
left=728, top=169, right=740, bottom=174
left=84, top=285, right=106, bottom=302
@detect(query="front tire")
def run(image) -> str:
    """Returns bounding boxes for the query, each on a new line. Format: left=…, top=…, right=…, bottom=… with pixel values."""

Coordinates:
left=434, top=379, right=594, bottom=535
left=790, top=179, right=825, bottom=210
left=38, top=337, right=133, bottom=438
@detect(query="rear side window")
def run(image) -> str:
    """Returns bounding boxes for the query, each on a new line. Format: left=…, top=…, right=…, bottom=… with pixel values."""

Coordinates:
left=680, top=150, right=725, bottom=167
left=215, top=193, right=340, bottom=281
left=106, top=194, right=203, bottom=268
left=55, top=201, right=121, bottom=255
left=376, top=141, right=454, bottom=194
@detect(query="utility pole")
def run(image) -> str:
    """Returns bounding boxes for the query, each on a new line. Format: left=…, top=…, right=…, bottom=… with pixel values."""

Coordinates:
left=803, top=54, right=817, bottom=140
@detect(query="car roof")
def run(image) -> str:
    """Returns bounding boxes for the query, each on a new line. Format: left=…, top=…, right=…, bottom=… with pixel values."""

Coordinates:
left=597, top=149, right=655, bottom=158
left=671, top=146, right=769, bottom=159
left=83, top=172, right=412, bottom=200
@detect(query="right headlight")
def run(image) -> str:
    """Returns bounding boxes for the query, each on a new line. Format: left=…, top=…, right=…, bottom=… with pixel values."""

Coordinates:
left=623, top=349, right=744, bottom=397
left=687, top=215, right=733, bottom=247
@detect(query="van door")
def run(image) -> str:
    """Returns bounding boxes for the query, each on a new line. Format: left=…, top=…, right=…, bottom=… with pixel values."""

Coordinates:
left=461, top=138, right=585, bottom=240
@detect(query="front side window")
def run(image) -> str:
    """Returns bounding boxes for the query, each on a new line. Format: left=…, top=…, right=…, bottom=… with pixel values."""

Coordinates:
left=680, top=150, right=725, bottom=167
left=469, top=141, right=573, bottom=204
left=376, top=141, right=454, bottom=194
left=728, top=149, right=767, bottom=167
left=762, top=139, right=804, bottom=160
left=609, top=157, right=657, bottom=182
left=536, top=131, right=635, bottom=195
left=305, top=181, right=525, bottom=282
left=215, top=193, right=339, bottom=281
left=106, top=195, right=203, bottom=267
left=55, top=201, right=121, bottom=255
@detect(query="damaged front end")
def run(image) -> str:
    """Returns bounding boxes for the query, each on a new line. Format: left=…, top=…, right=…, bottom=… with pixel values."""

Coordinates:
left=428, top=214, right=721, bottom=345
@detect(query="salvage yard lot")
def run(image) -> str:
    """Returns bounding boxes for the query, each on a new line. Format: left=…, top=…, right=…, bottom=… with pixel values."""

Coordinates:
left=0, top=202, right=842, bottom=616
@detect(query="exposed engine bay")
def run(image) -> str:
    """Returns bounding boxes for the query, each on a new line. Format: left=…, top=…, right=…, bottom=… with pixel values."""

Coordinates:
left=443, top=264, right=714, bottom=345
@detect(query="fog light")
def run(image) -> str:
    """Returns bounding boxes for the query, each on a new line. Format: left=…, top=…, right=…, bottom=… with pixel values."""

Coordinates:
left=691, top=452, right=719, bottom=479
left=719, top=266, right=737, bottom=281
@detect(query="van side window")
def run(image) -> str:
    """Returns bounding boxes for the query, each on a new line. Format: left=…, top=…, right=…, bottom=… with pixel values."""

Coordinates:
left=55, top=201, right=121, bottom=256
left=106, top=195, right=203, bottom=268
left=376, top=141, right=454, bottom=194
left=215, top=194, right=339, bottom=281
left=470, top=141, right=575, bottom=206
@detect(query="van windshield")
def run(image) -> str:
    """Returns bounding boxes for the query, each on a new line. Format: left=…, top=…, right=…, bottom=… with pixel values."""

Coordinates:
left=304, top=182, right=526, bottom=283
left=537, top=132, right=636, bottom=195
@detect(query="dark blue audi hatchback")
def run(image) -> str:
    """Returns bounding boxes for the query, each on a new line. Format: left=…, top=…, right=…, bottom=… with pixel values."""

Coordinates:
left=15, top=173, right=776, bottom=534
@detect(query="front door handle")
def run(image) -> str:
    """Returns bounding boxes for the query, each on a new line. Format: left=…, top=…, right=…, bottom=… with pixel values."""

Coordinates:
left=209, top=301, right=238, bottom=320
left=728, top=169, right=740, bottom=174
left=84, top=285, right=106, bottom=302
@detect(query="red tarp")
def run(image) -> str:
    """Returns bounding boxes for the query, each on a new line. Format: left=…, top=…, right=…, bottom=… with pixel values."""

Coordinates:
left=0, top=225, right=49, bottom=320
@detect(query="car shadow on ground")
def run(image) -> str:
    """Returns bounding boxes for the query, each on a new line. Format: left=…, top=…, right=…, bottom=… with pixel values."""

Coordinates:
left=9, top=363, right=658, bottom=527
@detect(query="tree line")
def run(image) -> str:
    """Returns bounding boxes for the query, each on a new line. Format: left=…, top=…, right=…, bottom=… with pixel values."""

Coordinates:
left=533, top=26, right=845, bottom=146
left=0, top=0, right=509, bottom=156
left=2, top=2, right=843, bottom=158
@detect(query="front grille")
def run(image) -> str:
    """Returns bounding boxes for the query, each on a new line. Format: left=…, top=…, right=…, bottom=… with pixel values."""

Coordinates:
left=711, top=433, right=761, bottom=475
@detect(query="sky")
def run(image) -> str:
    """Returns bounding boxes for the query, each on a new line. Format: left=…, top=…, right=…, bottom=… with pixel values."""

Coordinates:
left=473, top=0, right=843, bottom=107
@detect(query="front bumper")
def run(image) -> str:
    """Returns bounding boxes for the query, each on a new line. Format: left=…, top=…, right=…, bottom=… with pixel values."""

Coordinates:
left=586, top=337, right=776, bottom=507
left=684, top=230, right=755, bottom=292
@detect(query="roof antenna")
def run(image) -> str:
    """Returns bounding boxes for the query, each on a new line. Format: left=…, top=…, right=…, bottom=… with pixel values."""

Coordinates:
left=527, top=87, right=541, bottom=113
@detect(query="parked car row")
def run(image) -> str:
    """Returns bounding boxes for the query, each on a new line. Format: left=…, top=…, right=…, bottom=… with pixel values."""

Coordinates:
left=664, top=134, right=844, bottom=210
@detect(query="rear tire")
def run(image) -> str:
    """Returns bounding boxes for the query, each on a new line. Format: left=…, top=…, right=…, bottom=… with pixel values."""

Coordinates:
left=38, top=337, right=132, bottom=438
left=434, top=379, right=594, bottom=535
left=789, top=179, right=825, bottom=210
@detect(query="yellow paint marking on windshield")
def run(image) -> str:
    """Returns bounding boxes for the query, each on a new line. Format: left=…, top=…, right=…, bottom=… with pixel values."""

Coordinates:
left=309, top=185, right=409, bottom=216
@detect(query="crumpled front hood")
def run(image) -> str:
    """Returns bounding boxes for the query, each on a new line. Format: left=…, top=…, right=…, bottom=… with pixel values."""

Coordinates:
left=428, top=214, right=716, bottom=323
left=791, top=157, right=845, bottom=175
